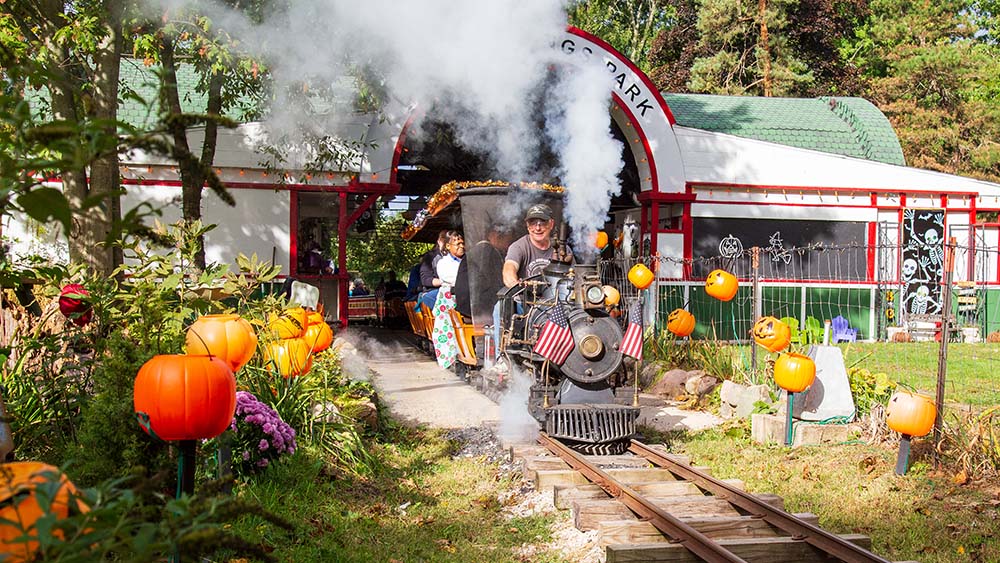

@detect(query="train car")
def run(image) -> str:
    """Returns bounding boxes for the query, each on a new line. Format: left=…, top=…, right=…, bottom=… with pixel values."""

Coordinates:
left=402, top=181, right=642, bottom=453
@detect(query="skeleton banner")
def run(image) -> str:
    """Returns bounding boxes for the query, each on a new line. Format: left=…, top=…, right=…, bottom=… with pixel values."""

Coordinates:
left=901, top=209, right=945, bottom=316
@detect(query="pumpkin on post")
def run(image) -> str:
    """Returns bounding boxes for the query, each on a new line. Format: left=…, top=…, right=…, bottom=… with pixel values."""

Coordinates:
left=887, top=390, right=937, bottom=475
left=0, top=462, right=87, bottom=563
left=774, top=352, right=817, bottom=445
left=705, top=270, right=738, bottom=302
left=185, top=314, right=258, bottom=373
left=628, top=264, right=654, bottom=290
left=666, top=308, right=696, bottom=337
left=753, top=316, right=791, bottom=352
left=303, top=311, right=333, bottom=353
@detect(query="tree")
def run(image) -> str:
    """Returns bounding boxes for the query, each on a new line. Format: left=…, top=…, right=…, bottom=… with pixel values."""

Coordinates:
left=647, top=0, right=703, bottom=92
left=343, top=211, right=431, bottom=285
left=2, top=0, right=126, bottom=276
left=847, top=0, right=1000, bottom=182
left=567, top=0, right=676, bottom=72
left=685, top=0, right=814, bottom=96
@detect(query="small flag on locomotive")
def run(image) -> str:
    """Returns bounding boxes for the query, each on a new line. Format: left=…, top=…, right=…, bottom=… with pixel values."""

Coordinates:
left=533, top=303, right=575, bottom=365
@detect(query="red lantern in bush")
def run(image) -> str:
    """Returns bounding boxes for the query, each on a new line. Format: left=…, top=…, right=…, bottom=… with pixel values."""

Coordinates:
left=185, top=314, right=258, bottom=373
left=753, top=316, right=791, bottom=352
left=303, top=311, right=333, bottom=353
left=0, top=462, right=87, bottom=562
left=133, top=355, right=236, bottom=441
left=666, top=308, right=696, bottom=337
left=58, top=284, right=92, bottom=326
left=886, top=391, right=936, bottom=437
left=774, top=352, right=816, bottom=393
left=705, top=270, right=738, bottom=302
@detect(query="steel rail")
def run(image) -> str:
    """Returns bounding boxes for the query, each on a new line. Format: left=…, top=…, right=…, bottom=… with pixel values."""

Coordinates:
left=538, top=433, right=748, bottom=563
left=629, top=439, right=894, bottom=563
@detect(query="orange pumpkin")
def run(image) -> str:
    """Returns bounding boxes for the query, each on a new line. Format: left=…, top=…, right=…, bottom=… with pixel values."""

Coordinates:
left=0, top=463, right=87, bottom=562
left=753, top=316, right=791, bottom=352
left=264, top=338, right=313, bottom=377
left=303, top=311, right=334, bottom=353
left=628, top=264, right=654, bottom=289
left=185, top=314, right=258, bottom=373
left=886, top=391, right=937, bottom=437
left=593, top=231, right=609, bottom=249
left=705, top=269, right=739, bottom=302
left=774, top=352, right=816, bottom=393
left=133, top=355, right=236, bottom=441
left=268, top=307, right=309, bottom=339
left=603, top=285, right=621, bottom=307
left=666, top=308, right=696, bottom=337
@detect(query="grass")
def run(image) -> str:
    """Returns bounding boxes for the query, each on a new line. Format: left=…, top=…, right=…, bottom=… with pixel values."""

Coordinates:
left=228, top=424, right=571, bottom=563
left=644, top=423, right=1000, bottom=563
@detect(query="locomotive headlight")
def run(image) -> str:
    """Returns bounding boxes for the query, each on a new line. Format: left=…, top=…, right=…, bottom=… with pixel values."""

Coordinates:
left=585, top=284, right=605, bottom=305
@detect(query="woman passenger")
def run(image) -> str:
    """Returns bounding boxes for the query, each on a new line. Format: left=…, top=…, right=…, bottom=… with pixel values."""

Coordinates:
left=431, top=231, right=464, bottom=369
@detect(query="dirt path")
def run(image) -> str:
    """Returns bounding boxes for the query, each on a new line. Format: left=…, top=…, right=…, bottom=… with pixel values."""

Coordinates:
left=338, top=327, right=502, bottom=429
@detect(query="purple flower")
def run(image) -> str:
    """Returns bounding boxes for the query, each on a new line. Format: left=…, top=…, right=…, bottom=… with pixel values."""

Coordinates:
left=229, top=391, right=297, bottom=476
left=242, top=451, right=251, bottom=461
left=258, top=439, right=269, bottom=451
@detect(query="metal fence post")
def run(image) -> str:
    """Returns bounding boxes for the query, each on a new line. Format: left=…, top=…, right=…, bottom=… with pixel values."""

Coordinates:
left=751, top=247, right=761, bottom=381
left=933, top=237, right=956, bottom=462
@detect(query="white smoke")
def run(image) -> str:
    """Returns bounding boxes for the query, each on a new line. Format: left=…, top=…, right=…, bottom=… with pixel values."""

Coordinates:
left=497, top=366, right=540, bottom=445
left=144, top=0, right=624, bottom=244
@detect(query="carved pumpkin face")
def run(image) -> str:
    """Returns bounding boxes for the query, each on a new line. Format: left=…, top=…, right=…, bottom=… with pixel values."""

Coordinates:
left=886, top=391, right=936, bottom=437
left=0, top=463, right=87, bottom=561
left=752, top=316, right=791, bottom=352
left=705, top=270, right=738, bottom=301
left=667, top=308, right=696, bottom=337
left=185, top=314, right=258, bottom=373
left=269, top=308, right=309, bottom=339
left=133, top=355, right=236, bottom=441
left=774, top=353, right=816, bottom=393
left=303, top=311, right=334, bottom=353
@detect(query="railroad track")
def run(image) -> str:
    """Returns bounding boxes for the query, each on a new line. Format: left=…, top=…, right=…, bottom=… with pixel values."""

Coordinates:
left=510, top=433, right=918, bottom=563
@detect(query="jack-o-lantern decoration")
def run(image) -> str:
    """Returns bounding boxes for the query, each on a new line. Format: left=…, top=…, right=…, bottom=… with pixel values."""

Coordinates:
left=628, top=264, right=654, bottom=290
left=603, top=285, right=621, bottom=307
left=774, top=352, right=816, bottom=393
left=705, top=270, right=739, bottom=302
left=593, top=231, right=609, bottom=249
left=58, top=283, right=92, bottom=327
left=185, top=314, right=258, bottom=373
left=0, top=462, right=87, bottom=562
left=133, top=354, right=236, bottom=441
left=264, top=338, right=313, bottom=377
left=269, top=307, right=309, bottom=339
left=303, top=311, right=334, bottom=353
left=886, top=391, right=937, bottom=437
left=752, top=316, right=791, bottom=352
left=666, top=309, right=696, bottom=337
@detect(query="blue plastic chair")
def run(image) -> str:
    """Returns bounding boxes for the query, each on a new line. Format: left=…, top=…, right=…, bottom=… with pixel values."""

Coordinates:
left=832, top=315, right=857, bottom=343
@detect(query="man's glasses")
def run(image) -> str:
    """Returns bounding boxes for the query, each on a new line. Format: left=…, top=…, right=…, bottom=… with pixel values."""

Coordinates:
left=527, top=219, right=548, bottom=228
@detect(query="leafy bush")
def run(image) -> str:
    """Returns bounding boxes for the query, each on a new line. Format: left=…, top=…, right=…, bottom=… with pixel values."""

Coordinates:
left=848, top=367, right=897, bottom=417
left=230, top=391, right=297, bottom=477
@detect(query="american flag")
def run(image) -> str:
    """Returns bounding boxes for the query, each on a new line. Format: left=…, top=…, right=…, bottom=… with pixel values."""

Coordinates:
left=533, top=303, right=575, bottom=365
left=620, top=300, right=643, bottom=360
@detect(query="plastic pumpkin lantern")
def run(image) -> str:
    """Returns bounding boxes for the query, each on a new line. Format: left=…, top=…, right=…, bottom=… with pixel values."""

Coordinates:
left=133, top=354, right=236, bottom=441
left=592, top=231, right=609, bottom=249
left=666, top=309, right=696, bottom=337
left=303, top=311, right=334, bottom=353
left=0, top=462, right=87, bottom=562
left=705, top=270, right=739, bottom=302
left=185, top=314, right=258, bottom=373
left=752, top=316, right=791, bottom=352
left=628, top=264, right=654, bottom=290
left=268, top=307, right=309, bottom=339
left=886, top=391, right=937, bottom=437
left=264, top=338, right=313, bottom=377
left=773, top=352, right=816, bottom=393
left=58, top=283, right=92, bottom=327
left=603, top=285, right=621, bottom=307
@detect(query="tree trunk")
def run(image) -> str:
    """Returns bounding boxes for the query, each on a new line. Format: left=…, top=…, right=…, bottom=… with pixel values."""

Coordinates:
left=159, top=32, right=208, bottom=270
left=759, top=0, right=773, bottom=97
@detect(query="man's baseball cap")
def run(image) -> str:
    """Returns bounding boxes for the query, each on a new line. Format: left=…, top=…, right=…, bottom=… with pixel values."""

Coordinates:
left=525, top=204, right=553, bottom=222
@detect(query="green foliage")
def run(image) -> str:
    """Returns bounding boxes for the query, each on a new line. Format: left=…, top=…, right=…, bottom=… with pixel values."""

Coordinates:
left=567, top=0, right=676, bottom=72
left=344, top=211, right=433, bottom=285
left=12, top=469, right=291, bottom=562
left=848, top=366, right=897, bottom=417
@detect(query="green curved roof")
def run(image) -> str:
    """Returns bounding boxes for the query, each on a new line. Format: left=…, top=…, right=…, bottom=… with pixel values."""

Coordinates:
left=663, top=93, right=906, bottom=166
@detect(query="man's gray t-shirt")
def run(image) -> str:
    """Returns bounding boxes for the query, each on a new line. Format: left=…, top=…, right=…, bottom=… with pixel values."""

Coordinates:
left=505, top=236, right=554, bottom=280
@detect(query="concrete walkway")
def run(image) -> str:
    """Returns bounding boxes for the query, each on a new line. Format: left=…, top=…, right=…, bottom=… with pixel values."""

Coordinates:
left=338, top=327, right=501, bottom=429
